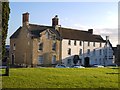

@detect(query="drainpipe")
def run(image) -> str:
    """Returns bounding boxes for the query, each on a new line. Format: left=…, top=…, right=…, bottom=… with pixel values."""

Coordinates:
left=83, top=41, right=85, bottom=65
left=59, top=25, right=62, bottom=64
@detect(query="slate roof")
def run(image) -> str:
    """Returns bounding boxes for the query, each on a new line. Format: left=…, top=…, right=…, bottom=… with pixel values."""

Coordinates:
left=60, top=27, right=105, bottom=42
left=10, top=24, right=105, bottom=42
left=10, top=27, right=22, bottom=39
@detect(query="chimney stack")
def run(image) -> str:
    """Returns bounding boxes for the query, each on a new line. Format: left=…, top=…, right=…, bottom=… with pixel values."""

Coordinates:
left=52, top=15, right=59, bottom=27
left=22, top=12, right=29, bottom=26
left=88, top=29, right=93, bottom=34
left=106, top=36, right=109, bottom=41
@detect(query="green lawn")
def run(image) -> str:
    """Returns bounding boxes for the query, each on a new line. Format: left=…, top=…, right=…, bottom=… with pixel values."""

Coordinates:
left=1, top=67, right=119, bottom=88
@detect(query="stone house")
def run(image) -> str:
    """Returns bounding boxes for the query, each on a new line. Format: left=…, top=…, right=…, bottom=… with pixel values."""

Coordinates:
left=10, top=12, right=114, bottom=67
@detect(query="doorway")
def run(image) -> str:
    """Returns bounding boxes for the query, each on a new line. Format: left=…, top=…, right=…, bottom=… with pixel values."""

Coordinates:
left=84, top=57, right=90, bottom=67
left=11, top=54, right=15, bottom=65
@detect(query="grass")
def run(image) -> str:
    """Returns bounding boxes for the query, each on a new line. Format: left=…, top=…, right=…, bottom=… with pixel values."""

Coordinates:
left=1, top=67, right=119, bottom=88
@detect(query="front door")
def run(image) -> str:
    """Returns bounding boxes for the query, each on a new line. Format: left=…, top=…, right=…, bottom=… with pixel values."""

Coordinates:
left=84, top=57, right=90, bottom=67
left=12, top=54, right=14, bottom=65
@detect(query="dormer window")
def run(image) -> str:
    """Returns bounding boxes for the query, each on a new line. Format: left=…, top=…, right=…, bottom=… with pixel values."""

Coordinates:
left=13, top=43, right=16, bottom=50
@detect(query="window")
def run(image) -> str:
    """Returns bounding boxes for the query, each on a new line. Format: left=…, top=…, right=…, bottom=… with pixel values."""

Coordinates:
left=74, top=40, right=76, bottom=46
left=39, top=43, right=43, bottom=51
left=68, top=40, right=71, bottom=45
left=52, top=35, right=56, bottom=40
left=52, top=55, right=56, bottom=64
left=52, top=42, right=56, bottom=51
left=13, top=43, right=16, bottom=50
left=99, top=58, right=101, bottom=64
left=99, top=49, right=102, bottom=55
left=100, top=43, right=102, bottom=47
left=93, top=42, right=95, bottom=47
left=79, top=41, right=82, bottom=46
left=67, top=59, right=71, bottom=64
left=93, top=49, right=96, bottom=55
left=68, top=48, right=71, bottom=55
left=38, top=56, right=43, bottom=64
left=88, top=42, right=90, bottom=46
left=87, top=49, right=90, bottom=55
left=46, top=32, right=49, bottom=39
left=79, top=49, right=82, bottom=55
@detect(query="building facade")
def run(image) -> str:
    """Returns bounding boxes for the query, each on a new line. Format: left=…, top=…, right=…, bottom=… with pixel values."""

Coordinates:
left=10, top=12, right=114, bottom=67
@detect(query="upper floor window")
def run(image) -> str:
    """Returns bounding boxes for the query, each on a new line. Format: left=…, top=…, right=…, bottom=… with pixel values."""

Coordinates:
left=46, top=32, right=49, bottom=39
left=79, top=41, right=82, bottom=46
left=79, top=49, right=82, bottom=55
left=38, top=55, right=43, bottom=64
left=74, top=40, right=76, bottom=46
left=68, top=40, right=71, bottom=45
left=87, top=49, right=90, bottom=55
left=99, top=49, right=102, bottom=55
left=68, top=48, right=71, bottom=55
left=52, top=42, right=56, bottom=51
left=100, top=43, right=102, bottom=47
left=93, top=42, right=95, bottom=47
left=88, top=42, right=90, bottom=46
left=93, top=49, right=96, bottom=55
left=52, top=55, right=56, bottom=64
left=39, top=43, right=43, bottom=51
left=13, top=43, right=16, bottom=50
left=52, top=35, right=56, bottom=40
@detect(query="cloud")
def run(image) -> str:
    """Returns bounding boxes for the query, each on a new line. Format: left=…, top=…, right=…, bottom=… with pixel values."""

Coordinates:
left=66, top=23, right=118, bottom=47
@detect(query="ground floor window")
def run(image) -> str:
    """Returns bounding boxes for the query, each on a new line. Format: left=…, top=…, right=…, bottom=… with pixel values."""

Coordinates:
left=67, top=59, right=71, bottom=65
left=52, top=55, right=56, bottom=64
left=38, top=55, right=43, bottom=64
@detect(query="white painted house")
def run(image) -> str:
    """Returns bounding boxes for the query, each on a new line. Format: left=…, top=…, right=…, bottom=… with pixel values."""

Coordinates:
left=61, top=33, right=114, bottom=67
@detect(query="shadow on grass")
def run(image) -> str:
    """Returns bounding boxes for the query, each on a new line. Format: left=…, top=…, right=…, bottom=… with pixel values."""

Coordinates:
left=106, top=73, right=120, bottom=74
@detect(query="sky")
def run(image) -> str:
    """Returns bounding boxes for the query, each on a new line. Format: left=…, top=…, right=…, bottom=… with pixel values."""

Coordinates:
left=7, top=2, right=118, bottom=47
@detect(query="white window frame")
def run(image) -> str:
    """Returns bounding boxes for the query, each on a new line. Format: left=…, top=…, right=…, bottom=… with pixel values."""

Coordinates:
left=38, top=55, right=43, bottom=64
left=52, top=55, right=56, bottom=64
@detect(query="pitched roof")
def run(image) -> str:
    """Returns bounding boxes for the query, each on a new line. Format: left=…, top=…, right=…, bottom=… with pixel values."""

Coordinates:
left=10, top=24, right=105, bottom=42
left=60, top=27, right=105, bottom=42
left=10, top=27, right=22, bottom=39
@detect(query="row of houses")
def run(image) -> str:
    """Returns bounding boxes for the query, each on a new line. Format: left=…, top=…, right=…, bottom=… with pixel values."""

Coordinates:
left=9, top=12, right=117, bottom=67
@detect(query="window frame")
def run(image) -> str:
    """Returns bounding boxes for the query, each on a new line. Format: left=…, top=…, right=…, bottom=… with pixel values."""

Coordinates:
left=38, top=43, right=43, bottom=51
left=38, top=55, right=43, bottom=64
left=79, top=41, right=82, bottom=46
left=68, top=40, right=71, bottom=45
left=68, top=48, right=71, bottom=55
left=74, top=40, right=76, bottom=46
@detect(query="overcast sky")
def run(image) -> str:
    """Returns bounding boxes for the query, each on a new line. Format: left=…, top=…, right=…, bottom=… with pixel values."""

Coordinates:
left=7, top=2, right=118, bottom=47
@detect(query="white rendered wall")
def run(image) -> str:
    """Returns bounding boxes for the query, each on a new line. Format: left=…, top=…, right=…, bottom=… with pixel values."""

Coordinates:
left=61, top=39, right=114, bottom=66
